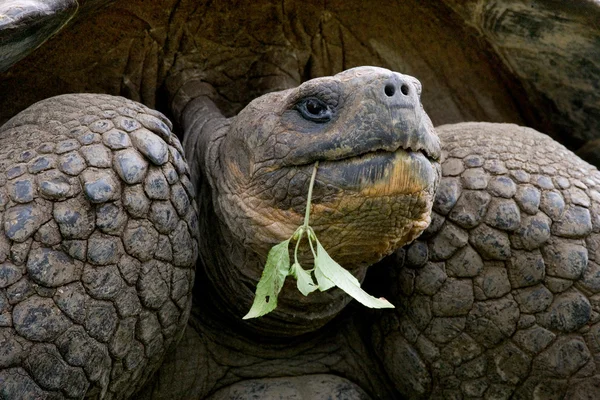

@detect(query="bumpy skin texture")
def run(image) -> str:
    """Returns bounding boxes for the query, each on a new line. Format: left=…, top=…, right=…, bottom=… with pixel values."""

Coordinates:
left=0, top=94, right=197, bottom=399
left=370, top=122, right=600, bottom=399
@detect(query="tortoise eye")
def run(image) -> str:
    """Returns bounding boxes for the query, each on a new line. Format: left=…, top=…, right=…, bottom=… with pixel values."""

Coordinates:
left=296, top=98, right=332, bottom=122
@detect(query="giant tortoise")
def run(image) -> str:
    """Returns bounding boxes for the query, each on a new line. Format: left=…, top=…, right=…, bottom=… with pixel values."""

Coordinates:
left=1, top=1, right=600, bottom=400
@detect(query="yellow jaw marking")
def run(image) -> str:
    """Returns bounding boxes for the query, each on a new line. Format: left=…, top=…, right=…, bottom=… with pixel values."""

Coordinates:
left=359, top=151, right=431, bottom=197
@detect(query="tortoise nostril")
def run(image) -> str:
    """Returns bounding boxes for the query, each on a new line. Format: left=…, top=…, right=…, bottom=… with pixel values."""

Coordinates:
left=384, top=83, right=395, bottom=97
left=400, top=84, right=409, bottom=96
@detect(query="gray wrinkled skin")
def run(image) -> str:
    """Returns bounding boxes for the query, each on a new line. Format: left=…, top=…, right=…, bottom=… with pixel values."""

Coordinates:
left=0, top=94, right=197, bottom=399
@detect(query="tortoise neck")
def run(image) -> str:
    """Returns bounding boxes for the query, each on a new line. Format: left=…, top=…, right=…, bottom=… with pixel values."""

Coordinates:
left=172, top=79, right=358, bottom=338
left=193, top=174, right=361, bottom=338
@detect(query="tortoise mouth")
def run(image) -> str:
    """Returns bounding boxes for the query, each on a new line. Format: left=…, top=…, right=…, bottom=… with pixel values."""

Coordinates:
left=314, top=146, right=438, bottom=195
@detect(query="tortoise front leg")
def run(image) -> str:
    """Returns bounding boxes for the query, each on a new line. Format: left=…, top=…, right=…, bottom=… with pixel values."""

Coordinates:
left=0, top=93, right=197, bottom=399
left=368, top=122, right=600, bottom=399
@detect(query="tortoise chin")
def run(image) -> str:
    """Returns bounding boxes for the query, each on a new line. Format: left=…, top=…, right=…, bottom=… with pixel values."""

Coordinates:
left=305, top=155, right=438, bottom=268
left=300, top=147, right=439, bottom=268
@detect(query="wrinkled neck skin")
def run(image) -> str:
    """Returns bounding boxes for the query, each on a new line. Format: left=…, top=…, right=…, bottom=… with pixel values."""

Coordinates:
left=180, top=95, right=362, bottom=338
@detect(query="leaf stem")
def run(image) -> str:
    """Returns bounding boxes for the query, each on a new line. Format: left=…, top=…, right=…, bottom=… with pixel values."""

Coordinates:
left=306, top=233, right=317, bottom=260
left=293, top=229, right=303, bottom=266
left=303, top=161, right=319, bottom=229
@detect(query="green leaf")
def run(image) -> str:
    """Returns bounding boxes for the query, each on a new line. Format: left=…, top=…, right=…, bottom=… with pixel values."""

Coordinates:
left=290, top=262, right=318, bottom=296
left=314, top=239, right=394, bottom=309
left=243, top=239, right=291, bottom=319
left=315, top=263, right=336, bottom=291
left=243, top=161, right=395, bottom=320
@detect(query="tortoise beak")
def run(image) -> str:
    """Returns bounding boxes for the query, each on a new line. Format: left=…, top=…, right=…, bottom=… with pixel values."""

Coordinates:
left=395, top=112, right=441, bottom=162
left=384, top=76, right=440, bottom=162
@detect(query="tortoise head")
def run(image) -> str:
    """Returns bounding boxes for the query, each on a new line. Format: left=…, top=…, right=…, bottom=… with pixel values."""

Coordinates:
left=215, top=66, right=440, bottom=264
left=196, top=66, right=441, bottom=335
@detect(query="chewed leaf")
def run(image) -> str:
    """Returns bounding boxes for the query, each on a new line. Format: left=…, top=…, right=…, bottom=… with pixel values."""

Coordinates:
left=243, top=239, right=291, bottom=319
left=314, top=239, right=394, bottom=309
left=290, top=262, right=318, bottom=296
